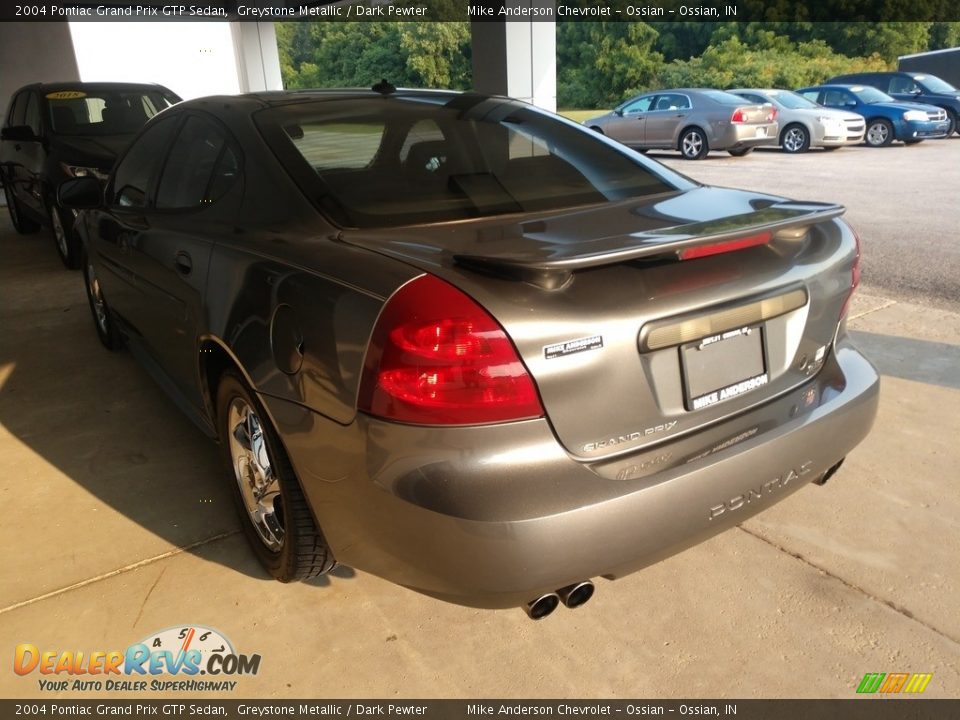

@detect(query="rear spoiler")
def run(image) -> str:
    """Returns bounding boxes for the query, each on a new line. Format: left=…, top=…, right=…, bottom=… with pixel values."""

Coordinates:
left=455, top=201, right=845, bottom=289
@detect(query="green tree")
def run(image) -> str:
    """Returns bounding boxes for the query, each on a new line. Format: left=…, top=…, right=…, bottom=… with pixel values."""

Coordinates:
left=557, top=21, right=663, bottom=108
left=927, top=22, right=960, bottom=51
left=275, top=21, right=471, bottom=91
left=655, top=34, right=887, bottom=90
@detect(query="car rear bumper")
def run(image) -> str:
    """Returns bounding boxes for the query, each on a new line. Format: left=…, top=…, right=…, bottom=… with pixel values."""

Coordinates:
left=721, top=122, right=779, bottom=148
left=267, top=334, right=879, bottom=609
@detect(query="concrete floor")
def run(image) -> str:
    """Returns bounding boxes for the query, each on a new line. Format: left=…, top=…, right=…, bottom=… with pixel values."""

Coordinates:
left=1, top=200, right=958, bottom=699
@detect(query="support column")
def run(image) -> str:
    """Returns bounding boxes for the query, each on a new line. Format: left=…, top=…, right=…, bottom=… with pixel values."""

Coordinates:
left=232, top=22, right=283, bottom=93
left=470, top=6, right=557, bottom=112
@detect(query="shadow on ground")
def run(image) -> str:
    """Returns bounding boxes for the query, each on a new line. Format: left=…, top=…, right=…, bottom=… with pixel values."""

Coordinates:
left=850, top=330, right=960, bottom=390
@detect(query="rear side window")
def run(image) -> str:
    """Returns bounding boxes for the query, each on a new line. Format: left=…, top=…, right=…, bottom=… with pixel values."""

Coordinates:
left=654, top=94, right=691, bottom=111
left=888, top=75, right=919, bottom=94
left=822, top=90, right=852, bottom=107
left=287, top=120, right=385, bottom=170
left=110, top=116, right=179, bottom=208
left=6, top=91, right=28, bottom=127
left=23, top=93, right=41, bottom=135
left=155, top=115, right=239, bottom=210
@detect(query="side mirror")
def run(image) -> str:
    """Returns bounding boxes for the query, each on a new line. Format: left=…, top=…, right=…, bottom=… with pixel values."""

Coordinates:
left=614, top=109, right=624, bottom=117
left=911, top=88, right=923, bottom=95
left=58, top=176, right=103, bottom=210
left=1, top=125, right=37, bottom=142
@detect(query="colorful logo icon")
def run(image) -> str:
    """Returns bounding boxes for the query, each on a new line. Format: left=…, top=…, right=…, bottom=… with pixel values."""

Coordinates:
left=856, top=672, right=932, bottom=694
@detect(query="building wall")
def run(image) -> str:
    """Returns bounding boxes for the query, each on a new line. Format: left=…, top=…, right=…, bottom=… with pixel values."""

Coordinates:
left=0, top=22, right=80, bottom=124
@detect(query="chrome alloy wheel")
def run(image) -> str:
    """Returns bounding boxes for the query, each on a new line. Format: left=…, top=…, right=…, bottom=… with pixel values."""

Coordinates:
left=86, top=262, right=108, bottom=334
left=866, top=122, right=889, bottom=146
left=227, top=398, right=284, bottom=551
left=52, top=206, right=68, bottom=258
left=783, top=127, right=807, bottom=153
left=681, top=132, right=703, bottom=158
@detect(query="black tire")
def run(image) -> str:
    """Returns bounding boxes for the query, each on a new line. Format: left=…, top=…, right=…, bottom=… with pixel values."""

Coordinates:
left=727, top=147, right=754, bottom=157
left=679, top=127, right=709, bottom=160
left=780, top=123, right=811, bottom=154
left=50, top=202, right=80, bottom=269
left=946, top=110, right=957, bottom=137
left=83, top=252, right=123, bottom=351
left=4, top=185, right=41, bottom=234
left=216, top=369, right=336, bottom=582
left=865, top=119, right=894, bottom=147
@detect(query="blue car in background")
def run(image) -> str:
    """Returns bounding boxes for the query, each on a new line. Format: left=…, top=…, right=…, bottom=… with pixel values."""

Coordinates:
left=797, top=84, right=950, bottom=147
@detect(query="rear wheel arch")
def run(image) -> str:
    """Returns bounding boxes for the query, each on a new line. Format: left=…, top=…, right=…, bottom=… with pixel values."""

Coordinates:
left=199, top=337, right=252, bottom=428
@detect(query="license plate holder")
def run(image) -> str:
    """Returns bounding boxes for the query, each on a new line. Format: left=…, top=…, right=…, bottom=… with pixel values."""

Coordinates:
left=681, top=326, right=768, bottom=411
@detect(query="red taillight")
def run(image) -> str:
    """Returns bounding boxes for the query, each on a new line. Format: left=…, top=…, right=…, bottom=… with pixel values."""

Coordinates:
left=838, top=224, right=862, bottom=320
left=679, top=232, right=772, bottom=260
left=358, top=275, right=544, bottom=425
left=732, top=106, right=777, bottom=123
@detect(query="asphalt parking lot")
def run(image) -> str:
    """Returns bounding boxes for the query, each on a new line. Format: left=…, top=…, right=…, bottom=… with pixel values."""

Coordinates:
left=2, top=138, right=958, bottom=700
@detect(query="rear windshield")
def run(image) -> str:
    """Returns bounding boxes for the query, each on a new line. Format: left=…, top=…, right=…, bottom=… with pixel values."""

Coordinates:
left=45, top=89, right=176, bottom=135
left=257, top=95, right=684, bottom=228
left=699, top=90, right=756, bottom=106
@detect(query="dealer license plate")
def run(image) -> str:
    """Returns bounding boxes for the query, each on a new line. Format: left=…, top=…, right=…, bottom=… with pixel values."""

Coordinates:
left=681, top=326, right=767, bottom=411
left=755, top=127, right=767, bottom=137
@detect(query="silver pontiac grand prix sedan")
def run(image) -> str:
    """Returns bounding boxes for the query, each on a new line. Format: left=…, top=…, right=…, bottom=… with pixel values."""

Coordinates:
left=730, top=88, right=866, bottom=153
left=61, top=88, right=879, bottom=619
left=583, top=88, right=779, bottom=159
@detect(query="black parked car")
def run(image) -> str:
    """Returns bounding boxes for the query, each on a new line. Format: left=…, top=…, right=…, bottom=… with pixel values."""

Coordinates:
left=57, top=90, right=878, bottom=616
left=0, top=82, right=180, bottom=268
left=828, top=71, right=960, bottom=136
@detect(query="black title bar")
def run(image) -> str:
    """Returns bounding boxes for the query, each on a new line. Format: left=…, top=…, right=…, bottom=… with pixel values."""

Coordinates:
left=3, top=0, right=960, bottom=22
left=1, top=700, right=958, bottom=719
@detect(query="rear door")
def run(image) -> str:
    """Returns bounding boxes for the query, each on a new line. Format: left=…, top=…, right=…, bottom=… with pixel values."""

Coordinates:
left=94, top=114, right=180, bottom=332
left=128, top=113, right=240, bottom=408
left=2, top=90, right=45, bottom=215
left=643, top=93, right=691, bottom=147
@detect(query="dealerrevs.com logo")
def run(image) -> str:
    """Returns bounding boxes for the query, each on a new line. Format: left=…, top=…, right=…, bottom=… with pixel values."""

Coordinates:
left=14, top=625, right=261, bottom=692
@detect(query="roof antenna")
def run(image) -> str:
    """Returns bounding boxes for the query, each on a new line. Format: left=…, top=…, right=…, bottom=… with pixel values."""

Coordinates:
left=372, top=79, right=396, bottom=95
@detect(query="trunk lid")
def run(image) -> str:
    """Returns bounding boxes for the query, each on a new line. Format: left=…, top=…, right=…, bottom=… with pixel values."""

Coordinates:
left=343, top=186, right=856, bottom=460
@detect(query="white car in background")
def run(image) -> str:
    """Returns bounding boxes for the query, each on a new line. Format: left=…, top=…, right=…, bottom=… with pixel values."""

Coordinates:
left=730, top=88, right=865, bottom=153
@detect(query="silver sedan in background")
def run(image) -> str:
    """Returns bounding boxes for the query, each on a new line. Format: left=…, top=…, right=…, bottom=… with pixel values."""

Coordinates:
left=584, top=88, right=778, bottom=159
left=730, top=88, right=866, bottom=153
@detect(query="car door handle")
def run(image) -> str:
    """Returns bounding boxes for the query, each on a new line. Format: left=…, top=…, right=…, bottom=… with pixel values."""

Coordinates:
left=174, top=251, right=193, bottom=275
left=675, top=114, right=687, bottom=118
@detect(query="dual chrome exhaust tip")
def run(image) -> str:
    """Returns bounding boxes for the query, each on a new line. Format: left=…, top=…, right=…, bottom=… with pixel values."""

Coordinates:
left=524, top=580, right=595, bottom=620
